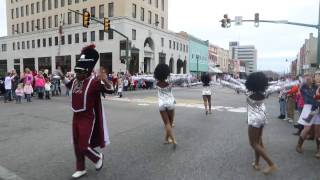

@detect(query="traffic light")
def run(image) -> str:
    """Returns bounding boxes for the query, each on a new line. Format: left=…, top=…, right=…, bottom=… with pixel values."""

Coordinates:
left=254, top=13, right=259, bottom=27
left=83, top=11, right=90, bottom=28
left=221, top=19, right=227, bottom=28
left=104, top=18, right=111, bottom=32
left=221, top=14, right=231, bottom=28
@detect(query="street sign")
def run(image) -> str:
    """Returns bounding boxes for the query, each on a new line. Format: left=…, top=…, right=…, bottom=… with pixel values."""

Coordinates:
left=235, top=16, right=242, bottom=25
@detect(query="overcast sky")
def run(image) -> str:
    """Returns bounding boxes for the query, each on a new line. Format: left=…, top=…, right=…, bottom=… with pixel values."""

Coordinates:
left=0, top=0, right=318, bottom=73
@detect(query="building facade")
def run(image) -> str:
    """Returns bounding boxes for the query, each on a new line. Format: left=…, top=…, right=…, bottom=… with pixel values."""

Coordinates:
left=229, top=41, right=257, bottom=74
left=298, top=33, right=318, bottom=75
left=208, top=44, right=218, bottom=71
left=178, top=32, right=208, bottom=75
left=0, top=0, right=189, bottom=76
left=217, top=46, right=229, bottom=73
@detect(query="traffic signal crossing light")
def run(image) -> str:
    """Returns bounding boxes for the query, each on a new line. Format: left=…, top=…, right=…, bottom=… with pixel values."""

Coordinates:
left=104, top=18, right=111, bottom=32
left=254, top=13, right=259, bottom=27
left=221, top=14, right=231, bottom=28
left=83, top=11, right=90, bottom=28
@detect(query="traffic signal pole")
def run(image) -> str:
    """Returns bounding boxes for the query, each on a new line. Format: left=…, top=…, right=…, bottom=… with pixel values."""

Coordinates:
left=68, top=9, right=130, bottom=72
left=318, top=1, right=320, bottom=66
left=221, top=9, right=320, bottom=70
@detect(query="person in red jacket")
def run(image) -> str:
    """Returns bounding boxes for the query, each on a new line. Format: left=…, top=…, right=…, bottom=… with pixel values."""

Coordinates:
left=66, top=44, right=114, bottom=179
left=286, top=84, right=299, bottom=123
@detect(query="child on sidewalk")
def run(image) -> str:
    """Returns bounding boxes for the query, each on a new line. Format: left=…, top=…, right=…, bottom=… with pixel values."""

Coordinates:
left=15, top=83, right=24, bottom=104
left=24, top=82, right=33, bottom=102
left=45, top=79, right=52, bottom=100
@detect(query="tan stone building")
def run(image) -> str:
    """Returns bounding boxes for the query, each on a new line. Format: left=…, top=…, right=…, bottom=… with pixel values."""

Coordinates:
left=1, top=0, right=189, bottom=76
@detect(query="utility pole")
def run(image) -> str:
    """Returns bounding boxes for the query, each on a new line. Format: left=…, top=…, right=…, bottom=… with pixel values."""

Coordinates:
left=317, top=0, right=320, bottom=66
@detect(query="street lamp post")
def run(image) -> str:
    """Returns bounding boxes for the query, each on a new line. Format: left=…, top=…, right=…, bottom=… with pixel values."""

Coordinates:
left=196, top=54, right=199, bottom=80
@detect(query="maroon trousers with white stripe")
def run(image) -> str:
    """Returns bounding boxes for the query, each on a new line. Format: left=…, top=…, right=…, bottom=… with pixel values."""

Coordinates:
left=73, top=113, right=100, bottom=171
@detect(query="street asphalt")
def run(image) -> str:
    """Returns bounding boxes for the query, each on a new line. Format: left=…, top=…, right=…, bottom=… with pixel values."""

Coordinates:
left=0, top=86, right=320, bottom=180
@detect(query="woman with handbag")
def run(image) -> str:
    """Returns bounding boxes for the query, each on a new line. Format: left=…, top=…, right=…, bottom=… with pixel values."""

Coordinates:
left=201, top=73, right=212, bottom=115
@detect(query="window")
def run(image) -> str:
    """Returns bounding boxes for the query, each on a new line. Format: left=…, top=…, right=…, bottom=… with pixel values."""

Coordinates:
left=42, top=0, right=46, bottom=12
left=67, top=12, right=72, bottom=24
left=140, top=7, right=144, bottom=21
left=161, top=0, right=164, bottom=11
left=169, top=40, right=171, bottom=48
left=132, top=29, right=136, bottom=40
left=173, top=41, right=175, bottom=49
left=108, top=3, right=114, bottom=17
left=54, top=36, right=58, bottom=46
left=156, top=0, right=158, bottom=8
left=49, top=37, right=52, bottom=46
left=99, top=30, right=104, bottom=40
left=36, top=2, right=40, bottom=13
left=132, top=4, right=136, bottom=18
left=37, top=19, right=40, bottom=30
left=20, top=7, right=24, bottom=17
left=99, top=5, right=104, bottom=19
left=68, top=34, right=72, bottom=44
left=82, top=32, right=87, bottom=42
left=21, top=23, right=24, bottom=33
left=55, top=0, right=58, bottom=8
left=61, top=0, right=64, bottom=7
left=54, top=15, right=58, bottom=27
left=12, top=42, right=15, bottom=50
left=108, top=30, right=113, bottom=39
left=11, top=9, right=14, bottom=19
left=161, top=17, right=164, bottom=29
left=26, top=5, right=29, bottom=16
left=48, top=16, right=52, bottom=28
left=68, top=0, right=71, bottom=5
left=155, top=14, right=158, bottom=24
left=75, top=10, right=79, bottom=23
left=48, top=0, right=52, bottom=10
left=31, top=3, right=34, bottom=14
left=32, top=40, right=35, bottom=48
left=27, top=41, right=30, bottom=49
left=26, top=21, right=29, bottom=32
left=37, top=39, right=41, bottom=48
left=90, top=31, right=95, bottom=41
left=42, top=18, right=46, bottom=29
left=90, top=7, right=95, bottom=17
left=148, top=11, right=152, bottom=24
left=149, top=0, right=152, bottom=5
left=43, top=38, right=46, bottom=47
left=22, top=41, right=25, bottom=49
left=161, top=38, right=164, bottom=47
left=31, top=20, right=34, bottom=31
left=17, top=42, right=20, bottom=50
left=16, top=7, right=19, bottom=18
left=61, top=36, right=65, bottom=45
left=75, top=0, right=79, bottom=3
left=1, top=44, right=7, bottom=52
left=75, top=33, right=79, bottom=43
left=16, top=24, right=19, bottom=33
left=12, top=25, right=14, bottom=34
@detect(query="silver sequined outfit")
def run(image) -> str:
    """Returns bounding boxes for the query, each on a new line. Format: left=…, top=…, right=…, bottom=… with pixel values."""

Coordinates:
left=247, top=97, right=268, bottom=128
left=157, top=85, right=175, bottom=111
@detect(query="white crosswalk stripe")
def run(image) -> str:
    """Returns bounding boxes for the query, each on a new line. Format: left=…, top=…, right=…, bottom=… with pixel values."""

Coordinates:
left=104, top=97, right=246, bottom=113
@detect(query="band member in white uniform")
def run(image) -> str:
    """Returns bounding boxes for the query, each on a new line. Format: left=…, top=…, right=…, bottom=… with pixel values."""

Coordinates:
left=201, top=73, right=212, bottom=115
left=154, top=64, right=177, bottom=146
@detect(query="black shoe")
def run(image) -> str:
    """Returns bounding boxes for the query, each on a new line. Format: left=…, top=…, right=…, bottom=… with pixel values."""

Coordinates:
left=293, top=132, right=300, bottom=136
